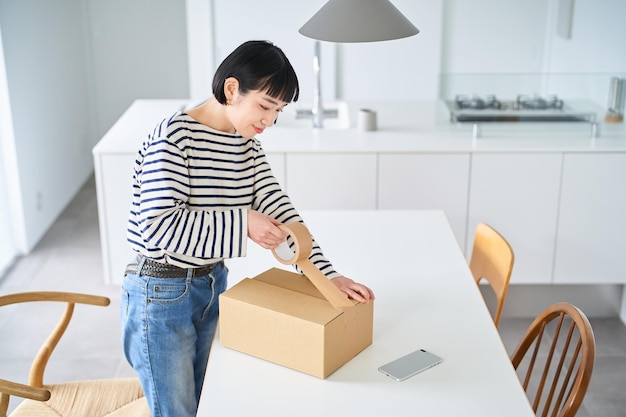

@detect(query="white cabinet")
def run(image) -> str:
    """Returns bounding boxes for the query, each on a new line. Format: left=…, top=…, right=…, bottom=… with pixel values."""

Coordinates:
left=284, top=153, right=377, bottom=210
left=378, top=153, right=470, bottom=250
left=467, top=153, right=562, bottom=284
left=554, top=153, right=626, bottom=284
left=264, top=152, right=286, bottom=190
left=93, top=153, right=136, bottom=285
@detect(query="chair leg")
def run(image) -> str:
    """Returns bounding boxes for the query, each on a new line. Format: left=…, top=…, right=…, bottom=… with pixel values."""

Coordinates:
left=1, top=392, right=9, bottom=417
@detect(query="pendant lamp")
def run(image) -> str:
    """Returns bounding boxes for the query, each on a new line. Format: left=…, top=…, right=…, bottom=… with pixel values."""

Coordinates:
left=299, top=0, right=419, bottom=43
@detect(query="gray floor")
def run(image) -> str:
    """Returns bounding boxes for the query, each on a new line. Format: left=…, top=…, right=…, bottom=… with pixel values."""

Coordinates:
left=1, top=176, right=625, bottom=416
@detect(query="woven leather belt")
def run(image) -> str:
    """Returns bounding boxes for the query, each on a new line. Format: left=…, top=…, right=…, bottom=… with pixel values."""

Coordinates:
left=125, top=256, right=222, bottom=278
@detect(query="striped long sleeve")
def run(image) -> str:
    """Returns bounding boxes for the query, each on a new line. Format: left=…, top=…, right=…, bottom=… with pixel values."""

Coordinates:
left=127, top=112, right=338, bottom=278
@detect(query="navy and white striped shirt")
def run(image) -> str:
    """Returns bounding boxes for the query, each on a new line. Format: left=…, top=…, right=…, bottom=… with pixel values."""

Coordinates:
left=127, top=112, right=338, bottom=278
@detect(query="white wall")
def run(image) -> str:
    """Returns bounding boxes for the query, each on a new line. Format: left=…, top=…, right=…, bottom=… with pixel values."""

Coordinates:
left=0, top=23, right=23, bottom=274
left=193, top=0, right=625, bottom=103
left=0, top=156, right=13, bottom=275
left=442, top=0, right=549, bottom=74
left=0, top=173, right=12, bottom=276
left=0, top=0, right=190, bottom=258
left=440, top=0, right=626, bottom=101
left=338, top=0, right=442, bottom=100
left=86, top=0, right=189, bottom=137
left=544, top=0, right=626, bottom=104
left=0, top=0, right=95, bottom=253
left=546, top=0, right=626, bottom=73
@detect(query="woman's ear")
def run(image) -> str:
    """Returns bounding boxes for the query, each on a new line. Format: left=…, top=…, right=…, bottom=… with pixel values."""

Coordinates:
left=223, top=77, right=239, bottom=105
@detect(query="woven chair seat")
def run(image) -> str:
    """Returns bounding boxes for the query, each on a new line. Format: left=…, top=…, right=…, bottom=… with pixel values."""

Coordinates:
left=9, top=377, right=149, bottom=417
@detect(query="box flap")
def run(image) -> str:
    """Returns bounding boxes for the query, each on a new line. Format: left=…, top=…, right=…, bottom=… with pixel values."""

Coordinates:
left=221, top=277, right=342, bottom=325
left=253, top=268, right=358, bottom=307
left=252, top=268, right=322, bottom=299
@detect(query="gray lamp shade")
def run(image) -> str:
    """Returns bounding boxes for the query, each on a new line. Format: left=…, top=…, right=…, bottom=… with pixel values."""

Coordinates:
left=299, top=0, right=419, bottom=43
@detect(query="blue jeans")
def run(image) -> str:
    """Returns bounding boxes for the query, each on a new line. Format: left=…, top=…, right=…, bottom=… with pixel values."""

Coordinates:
left=120, top=258, right=228, bottom=417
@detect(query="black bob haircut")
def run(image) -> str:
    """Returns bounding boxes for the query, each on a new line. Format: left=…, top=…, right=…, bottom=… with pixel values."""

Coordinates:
left=212, top=40, right=300, bottom=104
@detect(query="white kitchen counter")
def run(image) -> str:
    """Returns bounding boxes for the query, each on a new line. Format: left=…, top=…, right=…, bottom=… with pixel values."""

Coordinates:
left=92, top=99, right=626, bottom=323
left=93, top=99, right=626, bottom=155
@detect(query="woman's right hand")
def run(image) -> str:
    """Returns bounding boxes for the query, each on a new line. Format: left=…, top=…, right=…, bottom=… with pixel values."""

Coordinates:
left=247, top=210, right=288, bottom=249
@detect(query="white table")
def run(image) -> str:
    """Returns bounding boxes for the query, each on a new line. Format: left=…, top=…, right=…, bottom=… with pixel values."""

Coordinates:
left=198, top=210, right=534, bottom=417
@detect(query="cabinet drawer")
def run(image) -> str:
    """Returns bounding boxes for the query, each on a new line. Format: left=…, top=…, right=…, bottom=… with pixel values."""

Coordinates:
left=554, top=153, right=626, bottom=284
left=285, top=153, right=377, bottom=210
left=467, top=153, right=561, bottom=284
left=378, top=153, right=470, bottom=250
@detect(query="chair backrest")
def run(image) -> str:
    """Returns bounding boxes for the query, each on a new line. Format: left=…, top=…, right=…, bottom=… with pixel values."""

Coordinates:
left=0, top=292, right=110, bottom=416
left=469, top=223, right=515, bottom=327
left=510, top=302, right=595, bottom=417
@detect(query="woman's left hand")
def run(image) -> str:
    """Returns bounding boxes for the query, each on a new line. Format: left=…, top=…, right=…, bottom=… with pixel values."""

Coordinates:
left=330, top=276, right=375, bottom=303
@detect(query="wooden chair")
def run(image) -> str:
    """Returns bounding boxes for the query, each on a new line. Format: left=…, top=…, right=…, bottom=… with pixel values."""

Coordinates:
left=469, top=223, right=515, bottom=327
left=0, top=291, right=149, bottom=417
left=511, top=302, right=595, bottom=417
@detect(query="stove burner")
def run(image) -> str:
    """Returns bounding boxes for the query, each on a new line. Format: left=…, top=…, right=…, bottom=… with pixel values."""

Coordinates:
left=516, top=95, right=564, bottom=110
left=447, top=93, right=596, bottom=123
left=455, top=94, right=502, bottom=110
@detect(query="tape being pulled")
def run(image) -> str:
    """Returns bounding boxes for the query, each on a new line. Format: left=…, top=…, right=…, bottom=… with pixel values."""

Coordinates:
left=272, top=222, right=353, bottom=310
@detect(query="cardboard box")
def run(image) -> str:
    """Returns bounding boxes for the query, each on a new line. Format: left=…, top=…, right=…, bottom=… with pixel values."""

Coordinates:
left=219, top=267, right=374, bottom=378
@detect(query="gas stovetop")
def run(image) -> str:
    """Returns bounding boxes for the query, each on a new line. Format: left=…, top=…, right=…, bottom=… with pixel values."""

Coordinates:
left=447, top=94, right=597, bottom=123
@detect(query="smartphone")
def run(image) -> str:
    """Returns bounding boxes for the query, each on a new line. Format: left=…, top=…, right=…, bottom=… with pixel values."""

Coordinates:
left=378, top=348, right=444, bottom=382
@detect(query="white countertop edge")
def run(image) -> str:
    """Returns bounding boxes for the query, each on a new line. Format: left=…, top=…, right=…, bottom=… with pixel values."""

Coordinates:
left=92, top=99, right=626, bottom=155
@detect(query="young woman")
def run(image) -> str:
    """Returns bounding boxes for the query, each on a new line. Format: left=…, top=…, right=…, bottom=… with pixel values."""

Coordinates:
left=120, top=40, right=375, bottom=417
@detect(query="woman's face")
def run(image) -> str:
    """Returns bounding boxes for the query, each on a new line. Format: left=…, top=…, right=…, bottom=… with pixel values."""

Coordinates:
left=227, top=88, right=289, bottom=139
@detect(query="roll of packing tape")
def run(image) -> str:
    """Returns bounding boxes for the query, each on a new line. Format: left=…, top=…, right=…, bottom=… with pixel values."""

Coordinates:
left=272, top=222, right=353, bottom=310
left=272, top=222, right=312, bottom=265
